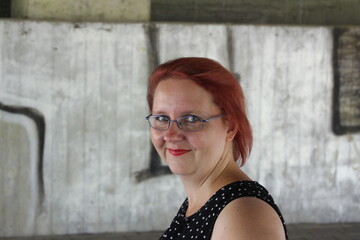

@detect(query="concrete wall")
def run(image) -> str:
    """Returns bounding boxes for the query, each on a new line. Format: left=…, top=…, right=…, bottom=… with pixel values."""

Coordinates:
left=0, top=20, right=359, bottom=237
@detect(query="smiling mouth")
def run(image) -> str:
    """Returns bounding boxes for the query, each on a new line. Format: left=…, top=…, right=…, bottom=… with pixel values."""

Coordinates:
left=168, top=149, right=191, bottom=156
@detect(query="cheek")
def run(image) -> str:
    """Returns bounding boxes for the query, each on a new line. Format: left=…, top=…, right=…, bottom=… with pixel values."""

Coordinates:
left=150, top=130, right=164, bottom=148
left=191, top=128, right=227, bottom=153
left=186, top=132, right=208, bottom=150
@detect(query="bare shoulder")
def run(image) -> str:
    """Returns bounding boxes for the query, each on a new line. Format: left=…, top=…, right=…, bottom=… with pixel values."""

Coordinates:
left=211, top=197, right=286, bottom=240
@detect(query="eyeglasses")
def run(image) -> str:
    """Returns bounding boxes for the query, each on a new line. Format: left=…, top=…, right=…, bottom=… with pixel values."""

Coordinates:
left=145, top=114, right=224, bottom=132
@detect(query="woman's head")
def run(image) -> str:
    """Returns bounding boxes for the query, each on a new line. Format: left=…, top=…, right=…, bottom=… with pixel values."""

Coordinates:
left=147, top=57, right=252, bottom=166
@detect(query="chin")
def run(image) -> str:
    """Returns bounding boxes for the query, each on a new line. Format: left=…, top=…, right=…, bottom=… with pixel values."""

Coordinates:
left=166, top=160, right=195, bottom=176
left=169, top=168, right=193, bottom=176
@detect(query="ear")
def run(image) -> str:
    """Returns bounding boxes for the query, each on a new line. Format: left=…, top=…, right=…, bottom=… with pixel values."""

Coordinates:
left=226, top=127, right=237, bottom=142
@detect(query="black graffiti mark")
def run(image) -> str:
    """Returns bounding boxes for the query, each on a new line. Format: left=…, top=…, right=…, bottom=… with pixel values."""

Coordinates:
left=226, top=25, right=235, bottom=74
left=135, top=24, right=172, bottom=182
left=145, top=23, right=160, bottom=76
left=135, top=146, right=172, bottom=182
left=332, top=28, right=342, bottom=135
left=332, top=28, right=360, bottom=135
left=226, top=26, right=241, bottom=82
left=0, top=101, right=45, bottom=204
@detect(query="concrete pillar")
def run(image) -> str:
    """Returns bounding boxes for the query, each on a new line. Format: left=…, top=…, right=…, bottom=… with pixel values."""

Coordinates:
left=11, top=0, right=150, bottom=22
left=152, top=0, right=360, bottom=25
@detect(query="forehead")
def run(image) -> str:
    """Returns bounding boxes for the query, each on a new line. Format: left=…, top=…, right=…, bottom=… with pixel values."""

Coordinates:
left=152, top=78, right=219, bottom=115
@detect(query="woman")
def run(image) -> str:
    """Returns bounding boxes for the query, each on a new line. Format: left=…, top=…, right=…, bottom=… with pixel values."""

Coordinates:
left=146, top=57, right=288, bottom=239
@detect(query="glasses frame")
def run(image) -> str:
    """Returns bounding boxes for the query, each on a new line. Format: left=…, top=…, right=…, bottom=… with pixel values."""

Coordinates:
left=145, top=114, right=224, bottom=132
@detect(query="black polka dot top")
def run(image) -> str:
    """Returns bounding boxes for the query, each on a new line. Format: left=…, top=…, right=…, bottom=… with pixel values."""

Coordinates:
left=159, top=181, right=288, bottom=240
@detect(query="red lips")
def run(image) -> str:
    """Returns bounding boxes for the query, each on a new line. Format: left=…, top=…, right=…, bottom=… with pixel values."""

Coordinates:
left=168, top=149, right=191, bottom=156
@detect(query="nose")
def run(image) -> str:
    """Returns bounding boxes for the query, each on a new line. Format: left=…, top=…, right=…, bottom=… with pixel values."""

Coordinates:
left=164, top=121, right=184, bottom=142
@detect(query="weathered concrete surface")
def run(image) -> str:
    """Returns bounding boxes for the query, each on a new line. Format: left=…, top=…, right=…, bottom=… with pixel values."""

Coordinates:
left=0, top=20, right=182, bottom=237
left=11, top=0, right=150, bottom=22
left=152, top=0, right=360, bottom=25
left=231, top=25, right=359, bottom=223
left=0, top=20, right=359, bottom=237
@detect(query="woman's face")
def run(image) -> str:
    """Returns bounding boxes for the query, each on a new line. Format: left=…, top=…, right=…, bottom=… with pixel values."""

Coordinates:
left=150, top=78, right=233, bottom=178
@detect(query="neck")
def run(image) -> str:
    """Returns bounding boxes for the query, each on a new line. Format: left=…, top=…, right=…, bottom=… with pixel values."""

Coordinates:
left=179, top=155, right=251, bottom=217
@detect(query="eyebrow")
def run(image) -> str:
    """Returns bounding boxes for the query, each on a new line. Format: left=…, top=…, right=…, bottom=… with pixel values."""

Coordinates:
left=151, top=111, right=207, bottom=117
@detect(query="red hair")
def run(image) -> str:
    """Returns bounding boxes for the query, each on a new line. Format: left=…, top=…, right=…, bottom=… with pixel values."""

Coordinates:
left=147, top=57, right=252, bottom=166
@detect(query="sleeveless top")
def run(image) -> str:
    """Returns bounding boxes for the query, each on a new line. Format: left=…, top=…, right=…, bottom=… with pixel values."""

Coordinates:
left=159, top=181, right=288, bottom=240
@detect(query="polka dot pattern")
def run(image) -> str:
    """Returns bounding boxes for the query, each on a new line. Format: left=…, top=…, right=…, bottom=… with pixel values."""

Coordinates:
left=159, top=181, right=288, bottom=240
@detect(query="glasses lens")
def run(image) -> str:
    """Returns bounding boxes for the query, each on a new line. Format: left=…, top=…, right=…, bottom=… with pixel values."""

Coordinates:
left=149, top=115, right=169, bottom=130
left=179, top=116, right=202, bottom=132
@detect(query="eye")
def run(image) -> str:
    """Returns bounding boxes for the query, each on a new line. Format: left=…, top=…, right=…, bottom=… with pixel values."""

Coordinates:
left=185, top=115, right=201, bottom=123
left=155, top=115, right=169, bottom=122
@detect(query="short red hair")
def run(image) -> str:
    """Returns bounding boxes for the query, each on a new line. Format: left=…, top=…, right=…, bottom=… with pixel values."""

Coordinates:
left=147, top=57, right=252, bottom=166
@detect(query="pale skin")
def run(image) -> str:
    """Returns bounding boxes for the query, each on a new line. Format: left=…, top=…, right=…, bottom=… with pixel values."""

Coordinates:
left=150, top=78, right=286, bottom=240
